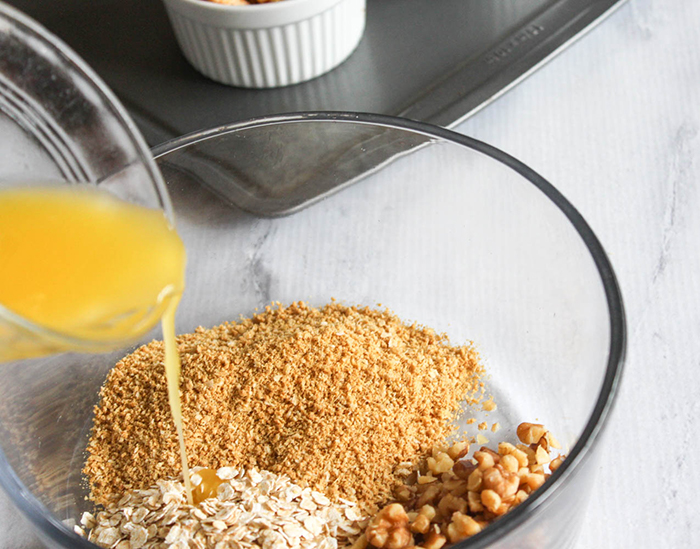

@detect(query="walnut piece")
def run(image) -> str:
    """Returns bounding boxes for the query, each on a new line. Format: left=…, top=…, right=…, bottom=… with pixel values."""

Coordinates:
left=365, top=503, right=413, bottom=549
left=364, top=423, right=566, bottom=549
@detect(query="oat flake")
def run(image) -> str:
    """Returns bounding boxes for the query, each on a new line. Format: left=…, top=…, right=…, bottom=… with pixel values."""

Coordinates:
left=81, top=469, right=367, bottom=549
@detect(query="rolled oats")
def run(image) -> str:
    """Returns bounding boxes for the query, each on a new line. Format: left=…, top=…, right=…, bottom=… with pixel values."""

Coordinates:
left=79, top=469, right=368, bottom=549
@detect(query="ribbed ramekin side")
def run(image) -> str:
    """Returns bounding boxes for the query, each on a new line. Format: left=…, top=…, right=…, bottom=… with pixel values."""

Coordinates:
left=163, top=0, right=366, bottom=88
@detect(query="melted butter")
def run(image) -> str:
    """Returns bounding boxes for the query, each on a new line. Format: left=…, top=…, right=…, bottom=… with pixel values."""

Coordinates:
left=192, top=468, right=225, bottom=505
left=0, top=185, right=193, bottom=504
left=0, top=185, right=185, bottom=355
left=162, top=297, right=193, bottom=505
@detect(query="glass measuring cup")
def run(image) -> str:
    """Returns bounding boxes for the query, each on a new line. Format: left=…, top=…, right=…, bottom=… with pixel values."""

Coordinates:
left=0, top=2, right=175, bottom=360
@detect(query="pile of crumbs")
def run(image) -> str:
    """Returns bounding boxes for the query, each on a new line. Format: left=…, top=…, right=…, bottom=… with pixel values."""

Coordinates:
left=77, top=468, right=368, bottom=549
left=84, top=301, right=485, bottom=508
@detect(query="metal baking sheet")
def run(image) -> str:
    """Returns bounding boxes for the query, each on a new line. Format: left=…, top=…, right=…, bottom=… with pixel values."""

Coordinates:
left=6, top=0, right=627, bottom=146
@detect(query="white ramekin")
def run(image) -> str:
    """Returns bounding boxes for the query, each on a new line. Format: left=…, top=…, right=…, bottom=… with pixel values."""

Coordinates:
left=162, top=0, right=366, bottom=88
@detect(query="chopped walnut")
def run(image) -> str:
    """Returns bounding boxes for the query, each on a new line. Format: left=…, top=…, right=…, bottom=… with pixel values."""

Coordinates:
left=427, top=452, right=455, bottom=475
left=482, top=466, right=519, bottom=501
left=366, top=503, right=413, bottom=549
left=516, top=423, right=547, bottom=445
left=447, top=441, right=470, bottom=461
left=550, top=456, right=565, bottom=472
left=364, top=423, right=565, bottom=549
left=474, top=450, right=497, bottom=471
left=423, top=528, right=447, bottom=549
left=447, top=512, right=482, bottom=542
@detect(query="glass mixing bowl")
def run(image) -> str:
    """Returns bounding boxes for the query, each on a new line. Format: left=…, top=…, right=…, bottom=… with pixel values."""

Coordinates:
left=0, top=112, right=625, bottom=549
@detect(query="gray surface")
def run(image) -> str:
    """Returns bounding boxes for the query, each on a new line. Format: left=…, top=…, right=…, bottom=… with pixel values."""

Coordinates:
left=3, top=0, right=627, bottom=216
left=7, top=0, right=625, bottom=145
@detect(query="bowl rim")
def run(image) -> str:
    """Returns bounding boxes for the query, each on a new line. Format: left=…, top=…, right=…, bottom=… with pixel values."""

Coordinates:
left=0, top=111, right=626, bottom=549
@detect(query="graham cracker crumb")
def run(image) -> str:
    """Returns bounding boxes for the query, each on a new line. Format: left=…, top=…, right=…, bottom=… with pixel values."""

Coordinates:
left=482, top=399, right=497, bottom=412
left=84, top=302, right=484, bottom=509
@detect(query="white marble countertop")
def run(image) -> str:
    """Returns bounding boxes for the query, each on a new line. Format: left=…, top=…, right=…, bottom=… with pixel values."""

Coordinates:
left=2, top=0, right=699, bottom=546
